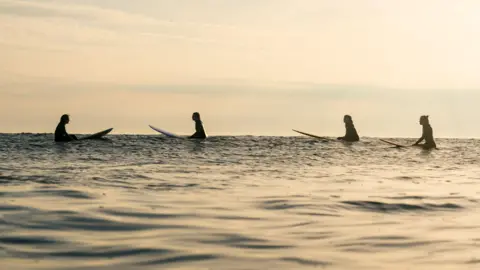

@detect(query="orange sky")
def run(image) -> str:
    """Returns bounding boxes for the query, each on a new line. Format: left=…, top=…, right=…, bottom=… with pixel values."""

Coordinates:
left=1, top=0, right=479, bottom=137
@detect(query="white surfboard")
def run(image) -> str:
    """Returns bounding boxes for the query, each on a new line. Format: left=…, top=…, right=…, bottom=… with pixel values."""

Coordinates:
left=81, top=128, right=113, bottom=140
left=292, top=129, right=329, bottom=140
left=149, top=125, right=184, bottom=139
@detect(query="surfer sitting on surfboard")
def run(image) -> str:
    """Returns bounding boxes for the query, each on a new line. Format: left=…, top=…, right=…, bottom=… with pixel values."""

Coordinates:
left=190, top=112, right=207, bottom=139
left=413, top=115, right=436, bottom=149
left=337, top=115, right=360, bottom=142
left=54, top=114, right=78, bottom=142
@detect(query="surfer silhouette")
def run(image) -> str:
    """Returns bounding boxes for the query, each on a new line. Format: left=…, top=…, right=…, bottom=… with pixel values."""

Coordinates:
left=54, top=114, right=78, bottom=142
left=413, top=115, right=436, bottom=149
left=190, top=112, right=207, bottom=139
left=337, top=115, right=360, bottom=142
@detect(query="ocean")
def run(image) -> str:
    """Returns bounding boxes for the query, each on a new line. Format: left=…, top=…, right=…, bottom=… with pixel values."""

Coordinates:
left=1, top=134, right=479, bottom=269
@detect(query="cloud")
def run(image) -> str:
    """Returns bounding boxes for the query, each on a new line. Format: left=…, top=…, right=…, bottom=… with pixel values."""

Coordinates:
left=3, top=0, right=480, bottom=89
left=0, top=0, right=273, bottom=45
left=0, top=0, right=161, bottom=26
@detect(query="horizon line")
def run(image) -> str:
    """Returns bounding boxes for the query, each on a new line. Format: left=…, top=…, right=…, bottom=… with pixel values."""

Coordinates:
left=1, top=132, right=478, bottom=140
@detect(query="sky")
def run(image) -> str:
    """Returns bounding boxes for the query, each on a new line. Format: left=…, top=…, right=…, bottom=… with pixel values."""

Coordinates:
left=1, top=0, right=480, bottom=137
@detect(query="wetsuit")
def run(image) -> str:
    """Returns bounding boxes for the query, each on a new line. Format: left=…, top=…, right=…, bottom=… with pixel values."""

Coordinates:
left=190, top=120, right=207, bottom=139
left=54, top=123, right=77, bottom=142
left=415, top=124, right=436, bottom=149
left=338, top=122, right=360, bottom=142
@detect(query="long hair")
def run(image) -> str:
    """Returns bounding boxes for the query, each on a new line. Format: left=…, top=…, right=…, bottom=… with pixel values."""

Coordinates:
left=344, top=115, right=353, bottom=124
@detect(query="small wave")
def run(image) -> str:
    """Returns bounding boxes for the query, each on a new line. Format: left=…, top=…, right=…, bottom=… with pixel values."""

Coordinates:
left=0, top=175, right=18, bottom=184
left=6, top=246, right=172, bottom=259
left=99, top=208, right=192, bottom=220
left=336, top=239, right=448, bottom=251
left=107, top=161, right=167, bottom=168
left=282, top=257, right=331, bottom=267
left=198, top=233, right=293, bottom=250
left=139, top=254, right=217, bottom=266
left=3, top=210, right=194, bottom=232
left=259, top=199, right=312, bottom=210
left=34, top=189, right=97, bottom=199
left=0, top=175, right=61, bottom=185
left=214, top=215, right=263, bottom=221
left=395, top=176, right=416, bottom=180
left=0, top=189, right=95, bottom=199
left=341, top=200, right=463, bottom=213
left=145, top=183, right=199, bottom=191
left=0, top=235, right=61, bottom=245
left=0, top=204, right=32, bottom=212
left=371, top=195, right=469, bottom=201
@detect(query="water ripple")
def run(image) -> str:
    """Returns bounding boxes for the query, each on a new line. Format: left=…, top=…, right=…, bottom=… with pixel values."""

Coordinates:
left=341, top=200, right=463, bottom=213
left=139, top=254, right=218, bottom=266
left=282, top=257, right=331, bottom=267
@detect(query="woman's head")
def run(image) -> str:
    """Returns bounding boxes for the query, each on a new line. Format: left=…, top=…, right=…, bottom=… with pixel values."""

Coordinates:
left=60, top=114, right=70, bottom=124
left=419, top=115, right=429, bottom=125
left=192, top=112, right=201, bottom=121
left=343, top=115, right=353, bottom=124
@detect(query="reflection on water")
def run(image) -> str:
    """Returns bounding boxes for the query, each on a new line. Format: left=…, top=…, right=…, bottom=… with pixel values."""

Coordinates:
left=0, top=134, right=479, bottom=269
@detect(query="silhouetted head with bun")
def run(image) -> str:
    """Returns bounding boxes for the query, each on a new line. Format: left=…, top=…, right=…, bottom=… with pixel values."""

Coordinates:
left=60, top=114, right=70, bottom=124
left=192, top=112, right=201, bottom=121
left=343, top=115, right=353, bottom=125
left=419, top=115, right=429, bottom=126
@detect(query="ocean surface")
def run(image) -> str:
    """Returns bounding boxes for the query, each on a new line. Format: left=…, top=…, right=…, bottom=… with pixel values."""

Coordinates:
left=1, top=134, right=479, bottom=270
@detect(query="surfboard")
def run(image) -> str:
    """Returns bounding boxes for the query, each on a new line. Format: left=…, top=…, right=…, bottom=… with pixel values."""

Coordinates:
left=380, top=139, right=438, bottom=150
left=292, top=129, right=328, bottom=140
left=149, top=125, right=184, bottom=139
left=81, top=128, right=113, bottom=140
left=379, top=139, right=408, bottom=148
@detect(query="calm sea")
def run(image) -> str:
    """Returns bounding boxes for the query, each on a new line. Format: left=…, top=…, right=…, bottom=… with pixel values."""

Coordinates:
left=1, top=134, right=479, bottom=269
